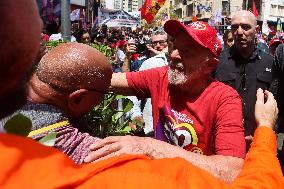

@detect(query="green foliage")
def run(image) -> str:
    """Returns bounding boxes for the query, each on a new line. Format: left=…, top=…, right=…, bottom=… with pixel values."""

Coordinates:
left=89, top=43, right=116, bottom=58
left=45, top=41, right=115, bottom=58
left=86, top=93, right=143, bottom=138
left=45, top=41, right=65, bottom=51
left=4, top=114, right=32, bottom=137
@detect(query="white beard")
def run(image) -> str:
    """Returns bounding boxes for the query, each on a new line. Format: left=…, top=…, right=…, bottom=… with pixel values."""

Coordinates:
left=168, top=61, right=208, bottom=86
left=168, top=65, right=189, bottom=86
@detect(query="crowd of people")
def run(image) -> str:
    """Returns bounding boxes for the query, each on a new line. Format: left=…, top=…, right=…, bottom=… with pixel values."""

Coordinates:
left=0, top=0, right=284, bottom=188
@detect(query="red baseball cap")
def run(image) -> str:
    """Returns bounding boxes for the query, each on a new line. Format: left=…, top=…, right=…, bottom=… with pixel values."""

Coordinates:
left=116, top=40, right=128, bottom=48
left=164, top=20, right=222, bottom=58
left=269, top=38, right=282, bottom=47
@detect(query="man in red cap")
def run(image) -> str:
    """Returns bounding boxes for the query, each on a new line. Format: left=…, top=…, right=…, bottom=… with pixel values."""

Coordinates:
left=86, top=20, right=246, bottom=183
left=269, top=38, right=283, bottom=56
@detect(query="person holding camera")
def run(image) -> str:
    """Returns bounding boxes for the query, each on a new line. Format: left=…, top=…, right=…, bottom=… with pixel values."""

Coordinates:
left=122, top=30, right=168, bottom=72
left=122, top=31, right=169, bottom=135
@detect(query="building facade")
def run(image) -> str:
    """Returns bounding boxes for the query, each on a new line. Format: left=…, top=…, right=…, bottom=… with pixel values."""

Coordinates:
left=261, top=0, right=284, bottom=22
left=169, top=0, right=242, bottom=22
left=177, top=0, right=284, bottom=23
left=114, top=0, right=123, bottom=10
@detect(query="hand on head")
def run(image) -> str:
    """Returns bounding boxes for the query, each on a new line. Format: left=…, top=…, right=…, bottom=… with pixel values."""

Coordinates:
left=255, top=88, right=278, bottom=129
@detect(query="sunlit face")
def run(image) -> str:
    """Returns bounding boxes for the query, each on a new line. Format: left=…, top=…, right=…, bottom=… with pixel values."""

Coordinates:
left=226, top=32, right=234, bottom=48
left=82, top=33, right=90, bottom=44
left=231, top=15, right=257, bottom=49
left=168, top=31, right=212, bottom=88
left=151, top=34, right=168, bottom=51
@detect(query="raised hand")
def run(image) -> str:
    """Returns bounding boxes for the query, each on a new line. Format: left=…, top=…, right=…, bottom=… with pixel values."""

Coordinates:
left=255, top=88, right=278, bottom=129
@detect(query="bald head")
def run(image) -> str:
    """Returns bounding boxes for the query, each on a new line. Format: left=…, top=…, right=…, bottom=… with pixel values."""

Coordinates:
left=0, top=0, right=41, bottom=118
left=230, top=10, right=258, bottom=53
left=37, top=43, right=112, bottom=93
left=232, top=10, right=257, bottom=26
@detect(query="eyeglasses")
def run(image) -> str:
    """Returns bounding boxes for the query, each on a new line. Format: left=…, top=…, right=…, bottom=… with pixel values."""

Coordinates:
left=152, top=40, right=167, bottom=45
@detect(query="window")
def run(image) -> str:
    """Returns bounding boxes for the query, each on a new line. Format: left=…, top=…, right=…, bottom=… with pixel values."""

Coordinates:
left=187, top=4, right=193, bottom=17
left=279, top=5, right=284, bottom=16
left=271, top=5, right=277, bottom=16
left=222, top=1, right=229, bottom=13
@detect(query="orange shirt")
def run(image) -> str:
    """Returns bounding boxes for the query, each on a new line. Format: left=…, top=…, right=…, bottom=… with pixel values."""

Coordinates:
left=0, top=127, right=283, bottom=189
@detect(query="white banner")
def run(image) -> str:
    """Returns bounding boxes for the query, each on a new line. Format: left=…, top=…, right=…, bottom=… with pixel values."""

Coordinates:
left=98, top=9, right=140, bottom=28
left=70, top=9, right=80, bottom=21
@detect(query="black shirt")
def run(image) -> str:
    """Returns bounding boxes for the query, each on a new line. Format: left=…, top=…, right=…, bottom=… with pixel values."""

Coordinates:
left=215, top=45, right=275, bottom=137
left=275, top=44, right=284, bottom=130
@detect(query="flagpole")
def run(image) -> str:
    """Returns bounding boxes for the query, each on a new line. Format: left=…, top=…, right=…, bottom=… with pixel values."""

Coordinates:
left=167, top=0, right=170, bottom=20
left=61, top=0, right=71, bottom=41
left=85, top=0, right=89, bottom=23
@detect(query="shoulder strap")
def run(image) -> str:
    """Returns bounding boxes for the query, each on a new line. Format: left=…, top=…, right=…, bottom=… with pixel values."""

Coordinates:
left=28, top=120, right=70, bottom=138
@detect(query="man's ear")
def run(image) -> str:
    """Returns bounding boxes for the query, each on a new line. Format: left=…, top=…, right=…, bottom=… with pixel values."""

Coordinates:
left=67, top=89, right=89, bottom=112
left=207, top=58, right=219, bottom=71
left=206, top=58, right=219, bottom=74
left=255, top=25, right=260, bottom=32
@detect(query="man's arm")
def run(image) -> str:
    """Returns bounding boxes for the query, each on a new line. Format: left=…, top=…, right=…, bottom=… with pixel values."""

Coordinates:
left=110, top=73, right=135, bottom=96
left=84, top=134, right=243, bottom=183
left=110, top=67, right=155, bottom=97
left=232, top=89, right=283, bottom=188
left=121, top=44, right=136, bottom=72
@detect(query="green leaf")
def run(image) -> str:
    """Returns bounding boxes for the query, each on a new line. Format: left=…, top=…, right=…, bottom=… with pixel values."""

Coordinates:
left=122, top=126, right=132, bottom=133
left=113, top=111, right=124, bottom=121
left=115, top=95, right=125, bottom=100
left=38, top=132, right=56, bottom=147
left=4, top=114, right=32, bottom=136
left=132, top=119, right=144, bottom=128
left=123, top=99, right=134, bottom=113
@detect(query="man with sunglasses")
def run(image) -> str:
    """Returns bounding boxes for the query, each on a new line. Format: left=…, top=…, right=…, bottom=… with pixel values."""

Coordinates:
left=215, top=10, right=275, bottom=151
left=0, top=42, right=112, bottom=164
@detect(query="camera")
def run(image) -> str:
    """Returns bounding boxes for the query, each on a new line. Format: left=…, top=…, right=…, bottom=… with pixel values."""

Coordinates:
left=135, top=43, right=147, bottom=54
left=135, top=40, right=151, bottom=54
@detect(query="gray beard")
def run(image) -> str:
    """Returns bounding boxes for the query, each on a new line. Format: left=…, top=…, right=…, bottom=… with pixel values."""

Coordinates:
left=168, top=62, right=208, bottom=87
left=168, top=67, right=188, bottom=86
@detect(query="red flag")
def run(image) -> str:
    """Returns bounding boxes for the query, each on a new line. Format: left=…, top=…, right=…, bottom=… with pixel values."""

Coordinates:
left=140, top=0, right=166, bottom=23
left=252, top=0, right=259, bottom=17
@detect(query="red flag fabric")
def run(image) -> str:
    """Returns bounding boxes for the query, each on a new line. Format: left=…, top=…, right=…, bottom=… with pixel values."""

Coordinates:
left=140, top=0, right=166, bottom=23
left=252, top=0, right=259, bottom=17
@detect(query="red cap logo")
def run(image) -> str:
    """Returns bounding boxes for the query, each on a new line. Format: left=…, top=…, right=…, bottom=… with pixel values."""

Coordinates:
left=190, top=21, right=207, bottom=31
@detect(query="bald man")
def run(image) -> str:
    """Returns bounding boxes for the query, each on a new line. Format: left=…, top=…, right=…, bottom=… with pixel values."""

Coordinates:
left=0, top=42, right=112, bottom=164
left=215, top=10, right=275, bottom=151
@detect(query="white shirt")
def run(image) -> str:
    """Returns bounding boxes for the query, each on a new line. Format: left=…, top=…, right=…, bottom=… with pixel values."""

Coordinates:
left=49, top=33, right=76, bottom=42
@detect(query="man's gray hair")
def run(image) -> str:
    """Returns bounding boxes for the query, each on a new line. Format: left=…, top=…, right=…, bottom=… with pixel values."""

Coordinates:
left=152, top=30, right=167, bottom=37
